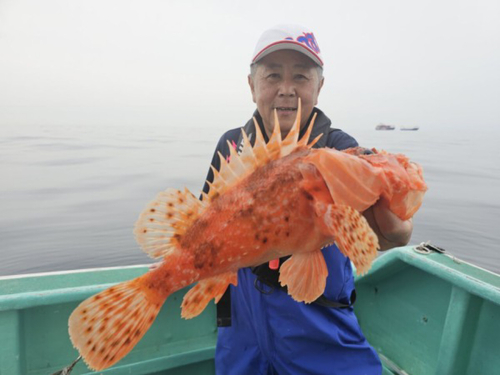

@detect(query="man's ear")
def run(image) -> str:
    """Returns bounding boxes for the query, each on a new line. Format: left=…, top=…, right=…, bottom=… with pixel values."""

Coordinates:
left=315, top=77, right=325, bottom=106
left=248, top=75, right=256, bottom=103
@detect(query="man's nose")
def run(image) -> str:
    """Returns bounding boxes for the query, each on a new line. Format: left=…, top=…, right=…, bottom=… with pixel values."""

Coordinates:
left=278, top=79, right=296, bottom=97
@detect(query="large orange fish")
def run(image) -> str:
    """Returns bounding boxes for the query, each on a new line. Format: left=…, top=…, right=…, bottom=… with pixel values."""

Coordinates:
left=68, top=102, right=427, bottom=370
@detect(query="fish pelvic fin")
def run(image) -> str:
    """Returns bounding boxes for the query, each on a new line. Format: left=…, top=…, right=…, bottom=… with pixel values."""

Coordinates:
left=279, top=250, right=328, bottom=304
left=134, top=187, right=206, bottom=258
left=181, top=271, right=238, bottom=319
left=68, top=275, right=166, bottom=370
left=321, top=203, right=379, bottom=275
left=205, top=98, right=318, bottom=200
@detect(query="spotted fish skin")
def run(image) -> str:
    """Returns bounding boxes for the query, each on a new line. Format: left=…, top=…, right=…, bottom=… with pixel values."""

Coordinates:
left=68, top=101, right=427, bottom=371
left=179, top=149, right=328, bottom=270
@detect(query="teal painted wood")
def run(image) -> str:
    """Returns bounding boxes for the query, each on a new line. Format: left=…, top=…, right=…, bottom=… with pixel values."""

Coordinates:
left=354, top=245, right=500, bottom=375
left=1, top=246, right=499, bottom=375
left=0, top=265, right=216, bottom=375
left=0, top=310, right=24, bottom=374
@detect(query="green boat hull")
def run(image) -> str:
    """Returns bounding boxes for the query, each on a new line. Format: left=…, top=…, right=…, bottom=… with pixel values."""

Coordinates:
left=0, top=265, right=216, bottom=375
left=1, top=245, right=498, bottom=374
left=355, top=245, right=500, bottom=375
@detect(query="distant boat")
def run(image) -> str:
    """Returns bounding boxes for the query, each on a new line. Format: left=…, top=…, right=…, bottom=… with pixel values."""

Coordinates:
left=375, top=124, right=395, bottom=130
left=400, top=126, right=419, bottom=131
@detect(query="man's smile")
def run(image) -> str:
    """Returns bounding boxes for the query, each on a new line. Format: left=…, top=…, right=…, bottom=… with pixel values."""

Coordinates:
left=274, top=107, right=298, bottom=113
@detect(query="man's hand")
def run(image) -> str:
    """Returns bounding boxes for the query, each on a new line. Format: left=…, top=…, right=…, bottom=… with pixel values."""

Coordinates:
left=363, top=199, right=413, bottom=251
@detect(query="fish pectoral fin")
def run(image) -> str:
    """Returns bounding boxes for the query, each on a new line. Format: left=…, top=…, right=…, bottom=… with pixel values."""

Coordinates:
left=278, top=251, right=328, bottom=304
left=134, top=188, right=207, bottom=259
left=324, top=204, right=379, bottom=275
left=181, top=271, right=238, bottom=319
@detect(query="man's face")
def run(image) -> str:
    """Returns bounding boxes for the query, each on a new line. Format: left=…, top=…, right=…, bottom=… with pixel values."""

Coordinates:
left=248, top=49, right=324, bottom=138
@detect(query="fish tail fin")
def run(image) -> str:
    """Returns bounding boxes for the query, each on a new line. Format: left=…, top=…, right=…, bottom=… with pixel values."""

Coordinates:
left=68, top=275, right=166, bottom=370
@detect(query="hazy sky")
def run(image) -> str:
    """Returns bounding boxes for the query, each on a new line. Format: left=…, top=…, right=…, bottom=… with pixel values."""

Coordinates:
left=1, top=0, right=499, bottom=131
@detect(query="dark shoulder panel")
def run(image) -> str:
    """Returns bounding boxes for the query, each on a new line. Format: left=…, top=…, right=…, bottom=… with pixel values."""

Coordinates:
left=326, top=129, right=358, bottom=151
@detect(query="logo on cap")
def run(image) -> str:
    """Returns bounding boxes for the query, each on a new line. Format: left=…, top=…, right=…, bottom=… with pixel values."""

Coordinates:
left=285, top=32, right=320, bottom=54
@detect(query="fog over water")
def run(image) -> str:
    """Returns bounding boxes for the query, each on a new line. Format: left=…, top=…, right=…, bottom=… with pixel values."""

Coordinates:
left=1, top=0, right=499, bottom=276
left=1, top=122, right=499, bottom=276
left=1, top=0, right=499, bottom=131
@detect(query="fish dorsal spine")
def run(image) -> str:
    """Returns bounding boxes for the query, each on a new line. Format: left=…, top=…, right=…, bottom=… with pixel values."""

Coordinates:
left=206, top=98, right=318, bottom=201
left=133, top=99, right=319, bottom=260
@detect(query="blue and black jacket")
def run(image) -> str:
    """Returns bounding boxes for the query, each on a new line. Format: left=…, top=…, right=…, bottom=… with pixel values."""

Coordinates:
left=203, top=108, right=382, bottom=375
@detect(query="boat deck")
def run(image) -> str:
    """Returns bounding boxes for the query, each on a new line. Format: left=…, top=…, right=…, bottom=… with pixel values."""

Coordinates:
left=1, top=246, right=499, bottom=374
left=355, top=246, right=500, bottom=375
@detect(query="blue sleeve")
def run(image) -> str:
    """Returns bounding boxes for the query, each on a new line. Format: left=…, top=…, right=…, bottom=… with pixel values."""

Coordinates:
left=326, top=130, right=358, bottom=150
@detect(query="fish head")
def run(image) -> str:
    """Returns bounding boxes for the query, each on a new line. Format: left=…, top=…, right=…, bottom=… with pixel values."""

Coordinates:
left=303, top=147, right=427, bottom=221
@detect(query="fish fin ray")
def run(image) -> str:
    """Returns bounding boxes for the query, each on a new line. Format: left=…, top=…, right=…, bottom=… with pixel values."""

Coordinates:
left=181, top=271, right=238, bottom=319
left=207, top=100, right=309, bottom=199
left=226, top=140, right=250, bottom=178
left=217, top=151, right=238, bottom=183
left=324, top=204, right=379, bottom=274
left=252, top=117, right=271, bottom=165
left=280, top=97, right=302, bottom=156
left=238, top=130, right=258, bottom=171
left=297, top=110, right=317, bottom=148
left=266, top=110, right=282, bottom=160
left=279, top=251, right=328, bottom=303
left=134, top=188, right=204, bottom=258
left=308, top=132, right=323, bottom=148
left=68, top=277, right=165, bottom=370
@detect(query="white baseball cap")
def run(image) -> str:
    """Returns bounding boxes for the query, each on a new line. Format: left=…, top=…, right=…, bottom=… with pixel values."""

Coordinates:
left=251, top=24, right=323, bottom=67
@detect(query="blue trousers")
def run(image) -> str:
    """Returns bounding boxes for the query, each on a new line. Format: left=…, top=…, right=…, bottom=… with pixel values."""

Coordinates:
left=215, top=246, right=382, bottom=375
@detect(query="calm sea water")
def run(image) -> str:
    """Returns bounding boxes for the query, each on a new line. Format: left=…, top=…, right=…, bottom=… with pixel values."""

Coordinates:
left=1, top=122, right=499, bottom=276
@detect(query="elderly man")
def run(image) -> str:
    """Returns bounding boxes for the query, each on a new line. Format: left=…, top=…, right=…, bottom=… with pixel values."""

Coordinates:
left=202, top=25, right=412, bottom=375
